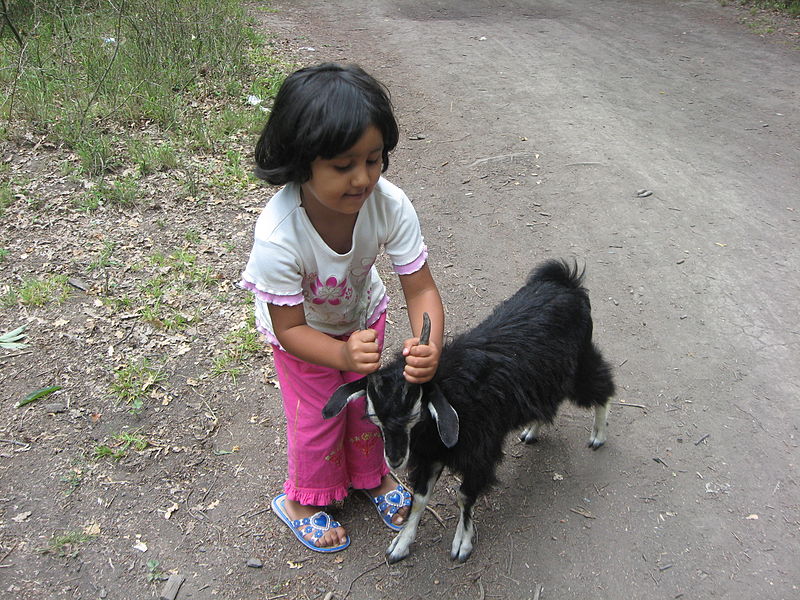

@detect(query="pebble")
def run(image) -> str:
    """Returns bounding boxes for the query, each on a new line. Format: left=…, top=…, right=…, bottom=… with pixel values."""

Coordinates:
left=636, top=189, right=653, bottom=198
left=246, top=558, right=263, bottom=568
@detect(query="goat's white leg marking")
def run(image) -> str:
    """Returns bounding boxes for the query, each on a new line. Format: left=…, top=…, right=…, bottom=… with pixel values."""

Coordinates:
left=588, top=402, right=610, bottom=449
left=519, top=420, right=544, bottom=444
left=386, top=464, right=443, bottom=564
left=450, top=491, right=475, bottom=562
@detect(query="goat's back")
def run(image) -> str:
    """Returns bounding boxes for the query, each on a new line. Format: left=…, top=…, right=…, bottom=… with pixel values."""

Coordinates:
left=435, top=260, right=594, bottom=432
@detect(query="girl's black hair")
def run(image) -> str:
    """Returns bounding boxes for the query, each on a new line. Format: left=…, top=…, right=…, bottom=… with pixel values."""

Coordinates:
left=254, top=63, right=399, bottom=185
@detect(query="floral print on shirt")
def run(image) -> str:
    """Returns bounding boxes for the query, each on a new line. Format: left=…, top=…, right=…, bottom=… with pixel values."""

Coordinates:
left=308, top=275, right=352, bottom=306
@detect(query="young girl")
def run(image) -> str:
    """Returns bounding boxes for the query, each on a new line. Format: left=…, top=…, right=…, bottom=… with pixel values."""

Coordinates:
left=240, top=63, right=444, bottom=552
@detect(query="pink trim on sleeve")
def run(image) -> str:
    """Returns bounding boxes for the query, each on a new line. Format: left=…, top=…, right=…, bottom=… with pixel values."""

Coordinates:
left=239, top=279, right=304, bottom=306
left=393, top=245, right=428, bottom=275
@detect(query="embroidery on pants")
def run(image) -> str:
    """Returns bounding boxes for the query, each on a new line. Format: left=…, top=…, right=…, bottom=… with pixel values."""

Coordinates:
left=348, top=432, right=381, bottom=456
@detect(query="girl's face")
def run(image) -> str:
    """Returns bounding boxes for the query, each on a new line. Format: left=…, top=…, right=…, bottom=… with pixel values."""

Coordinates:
left=301, top=125, right=384, bottom=217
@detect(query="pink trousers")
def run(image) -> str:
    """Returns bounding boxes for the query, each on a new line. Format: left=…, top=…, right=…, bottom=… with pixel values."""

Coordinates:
left=270, top=313, right=389, bottom=507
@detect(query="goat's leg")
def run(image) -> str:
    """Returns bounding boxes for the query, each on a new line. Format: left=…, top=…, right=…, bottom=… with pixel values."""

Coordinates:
left=588, top=401, right=610, bottom=449
left=450, top=484, right=478, bottom=562
left=386, top=461, right=443, bottom=564
left=518, top=420, right=544, bottom=444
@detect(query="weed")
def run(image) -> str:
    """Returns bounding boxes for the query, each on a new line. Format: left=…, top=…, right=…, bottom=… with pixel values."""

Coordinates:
left=0, top=180, right=12, bottom=216
left=45, top=531, right=94, bottom=558
left=60, top=467, right=85, bottom=495
left=211, top=319, right=261, bottom=380
left=109, top=358, right=166, bottom=413
left=147, top=559, right=167, bottom=583
left=92, top=444, right=126, bottom=461
left=0, top=248, right=9, bottom=262
left=3, top=275, right=69, bottom=307
left=88, top=241, right=119, bottom=272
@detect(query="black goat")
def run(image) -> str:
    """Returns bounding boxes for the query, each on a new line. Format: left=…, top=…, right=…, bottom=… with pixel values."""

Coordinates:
left=323, top=259, right=616, bottom=563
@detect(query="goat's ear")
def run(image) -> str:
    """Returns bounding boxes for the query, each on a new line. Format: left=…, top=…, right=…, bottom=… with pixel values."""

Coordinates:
left=426, top=385, right=459, bottom=448
left=323, top=379, right=367, bottom=419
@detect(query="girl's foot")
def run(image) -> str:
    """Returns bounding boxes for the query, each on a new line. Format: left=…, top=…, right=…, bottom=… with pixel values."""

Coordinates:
left=367, top=474, right=412, bottom=527
left=282, top=498, right=347, bottom=549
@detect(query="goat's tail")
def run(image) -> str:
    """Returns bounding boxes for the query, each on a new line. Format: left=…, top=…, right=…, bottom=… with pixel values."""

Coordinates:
left=528, top=258, right=585, bottom=289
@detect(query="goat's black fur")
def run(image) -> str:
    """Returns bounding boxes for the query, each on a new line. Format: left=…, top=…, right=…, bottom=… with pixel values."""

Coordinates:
left=324, top=259, right=616, bottom=563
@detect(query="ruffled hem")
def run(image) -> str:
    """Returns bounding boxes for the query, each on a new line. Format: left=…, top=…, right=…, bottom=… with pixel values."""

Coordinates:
left=239, top=277, right=303, bottom=306
left=283, top=465, right=390, bottom=506
left=284, top=480, right=351, bottom=507
left=394, top=245, right=428, bottom=275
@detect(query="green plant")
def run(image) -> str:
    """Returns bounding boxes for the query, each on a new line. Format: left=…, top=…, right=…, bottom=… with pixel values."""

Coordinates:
left=147, top=559, right=167, bottom=583
left=109, top=358, right=166, bottom=413
left=0, top=181, right=12, bottom=216
left=211, top=319, right=261, bottom=380
left=88, top=240, right=119, bottom=271
left=60, top=467, right=85, bottom=495
left=3, top=275, right=69, bottom=307
left=0, top=248, right=9, bottom=262
left=45, top=531, right=94, bottom=557
left=0, top=324, right=29, bottom=350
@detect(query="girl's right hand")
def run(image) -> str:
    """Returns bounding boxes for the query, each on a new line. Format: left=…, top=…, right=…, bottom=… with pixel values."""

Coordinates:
left=343, top=329, right=381, bottom=374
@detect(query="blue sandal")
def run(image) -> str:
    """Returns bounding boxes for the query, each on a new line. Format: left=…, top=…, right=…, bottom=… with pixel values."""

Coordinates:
left=271, top=493, right=350, bottom=553
left=369, top=484, right=413, bottom=531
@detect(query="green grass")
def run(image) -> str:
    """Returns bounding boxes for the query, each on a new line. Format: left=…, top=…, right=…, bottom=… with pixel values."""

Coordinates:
left=109, top=358, right=166, bottom=413
left=45, top=531, right=95, bottom=557
left=211, top=318, right=262, bottom=380
left=2, top=274, right=70, bottom=307
left=1, top=0, right=292, bottom=209
left=93, top=431, right=149, bottom=460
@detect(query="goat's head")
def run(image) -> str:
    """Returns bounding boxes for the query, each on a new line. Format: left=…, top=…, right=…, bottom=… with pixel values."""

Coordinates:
left=322, top=313, right=459, bottom=471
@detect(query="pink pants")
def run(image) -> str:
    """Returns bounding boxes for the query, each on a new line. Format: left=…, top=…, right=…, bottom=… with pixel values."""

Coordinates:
left=270, top=313, right=389, bottom=507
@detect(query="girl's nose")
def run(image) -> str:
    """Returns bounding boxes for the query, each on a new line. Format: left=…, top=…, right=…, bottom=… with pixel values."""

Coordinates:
left=351, top=163, right=371, bottom=188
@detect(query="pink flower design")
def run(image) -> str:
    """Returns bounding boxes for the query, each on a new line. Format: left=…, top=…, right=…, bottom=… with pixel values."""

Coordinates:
left=310, top=275, right=349, bottom=306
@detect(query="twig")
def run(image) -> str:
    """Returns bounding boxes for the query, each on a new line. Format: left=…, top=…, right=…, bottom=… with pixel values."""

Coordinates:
left=0, top=541, right=18, bottom=564
left=476, top=576, right=485, bottom=600
left=343, top=562, right=384, bottom=599
left=78, top=0, right=125, bottom=133
left=616, top=401, right=647, bottom=409
left=533, top=584, right=543, bottom=600
left=0, top=438, right=29, bottom=447
left=0, top=0, right=23, bottom=47
left=694, top=434, right=710, bottom=446
left=425, top=505, right=446, bottom=527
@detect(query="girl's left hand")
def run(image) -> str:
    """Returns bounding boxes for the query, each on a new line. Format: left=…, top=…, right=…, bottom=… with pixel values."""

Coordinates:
left=402, top=338, right=440, bottom=384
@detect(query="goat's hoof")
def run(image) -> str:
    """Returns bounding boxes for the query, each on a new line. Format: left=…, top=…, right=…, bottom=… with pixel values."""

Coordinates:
left=518, top=431, right=538, bottom=445
left=450, top=548, right=473, bottom=563
left=587, top=439, right=605, bottom=450
left=386, top=549, right=409, bottom=564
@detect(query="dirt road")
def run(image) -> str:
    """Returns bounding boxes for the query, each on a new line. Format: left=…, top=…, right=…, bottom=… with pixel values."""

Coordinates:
left=252, top=1, right=800, bottom=598
left=2, top=1, right=798, bottom=599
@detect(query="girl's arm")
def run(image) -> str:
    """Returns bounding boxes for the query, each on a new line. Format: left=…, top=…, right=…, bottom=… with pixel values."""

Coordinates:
left=398, top=263, right=445, bottom=384
left=268, top=303, right=381, bottom=374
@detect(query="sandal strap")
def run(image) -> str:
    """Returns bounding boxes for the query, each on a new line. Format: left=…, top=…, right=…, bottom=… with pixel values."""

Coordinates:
left=291, top=511, right=341, bottom=539
left=373, top=484, right=412, bottom=516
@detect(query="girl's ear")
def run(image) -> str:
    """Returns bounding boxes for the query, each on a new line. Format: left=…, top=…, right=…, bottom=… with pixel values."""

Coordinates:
left=426, top=385, right=459, bottom=448
left=323, top=379, right=368, bottom=419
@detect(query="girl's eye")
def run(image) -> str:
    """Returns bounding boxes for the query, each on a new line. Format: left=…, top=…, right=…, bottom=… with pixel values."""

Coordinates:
left=334, top=164, right=352, bottom=172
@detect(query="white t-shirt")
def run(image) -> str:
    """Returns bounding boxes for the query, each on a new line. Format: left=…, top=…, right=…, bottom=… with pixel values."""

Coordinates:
left=240, top=177, right=427, bottom=344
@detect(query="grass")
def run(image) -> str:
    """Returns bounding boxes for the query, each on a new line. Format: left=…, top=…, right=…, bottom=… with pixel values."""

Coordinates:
left=93, top=431, right=149, bottom=460
left=211, top=317, right=262, bottom=380
left=2, top=275, right=70, bottom=307
left=1, top=0, right=293, bottom=214
left=109, top=359, right=166, bottom=413
left=45, top=531, right=95, bottom=557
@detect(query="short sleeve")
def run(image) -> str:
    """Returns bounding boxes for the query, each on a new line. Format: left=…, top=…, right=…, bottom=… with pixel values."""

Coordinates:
left=240, top=238, right=304, bottom=306
left=382, top=188, right=428, bottom=275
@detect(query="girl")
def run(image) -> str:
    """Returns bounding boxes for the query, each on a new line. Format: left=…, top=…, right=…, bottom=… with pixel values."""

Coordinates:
left=240, top=63, right=444, bottom=552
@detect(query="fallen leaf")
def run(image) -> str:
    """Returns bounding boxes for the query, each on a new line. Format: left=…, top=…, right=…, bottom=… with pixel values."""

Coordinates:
left=84, top=522, right=101, bottom=536
left=133, top=541, right=148, bottom=552
left=746, top=514, right=759, bottom=520
left=12, top=511, right=32, bottom=523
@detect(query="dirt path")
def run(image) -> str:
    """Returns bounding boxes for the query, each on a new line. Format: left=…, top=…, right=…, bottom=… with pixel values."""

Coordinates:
left=250, top=1, right=800, bottom=598
left=1, top=1, right=798, bottom=599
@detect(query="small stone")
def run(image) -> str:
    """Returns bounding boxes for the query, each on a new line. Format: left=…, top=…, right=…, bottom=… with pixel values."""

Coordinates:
left=246, top=558, right=263, bottom=568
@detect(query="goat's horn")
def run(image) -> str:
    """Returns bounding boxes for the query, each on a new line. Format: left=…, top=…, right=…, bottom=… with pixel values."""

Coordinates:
left=419, top=312, right=431, bottom=346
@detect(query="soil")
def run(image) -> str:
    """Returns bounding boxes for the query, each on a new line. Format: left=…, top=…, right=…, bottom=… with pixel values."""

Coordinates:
left=1, top=1, right=799, bottom=599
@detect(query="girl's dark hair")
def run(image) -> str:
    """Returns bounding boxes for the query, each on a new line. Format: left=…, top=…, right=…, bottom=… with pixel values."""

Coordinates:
left=254, top=63, right=399, bottom=185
